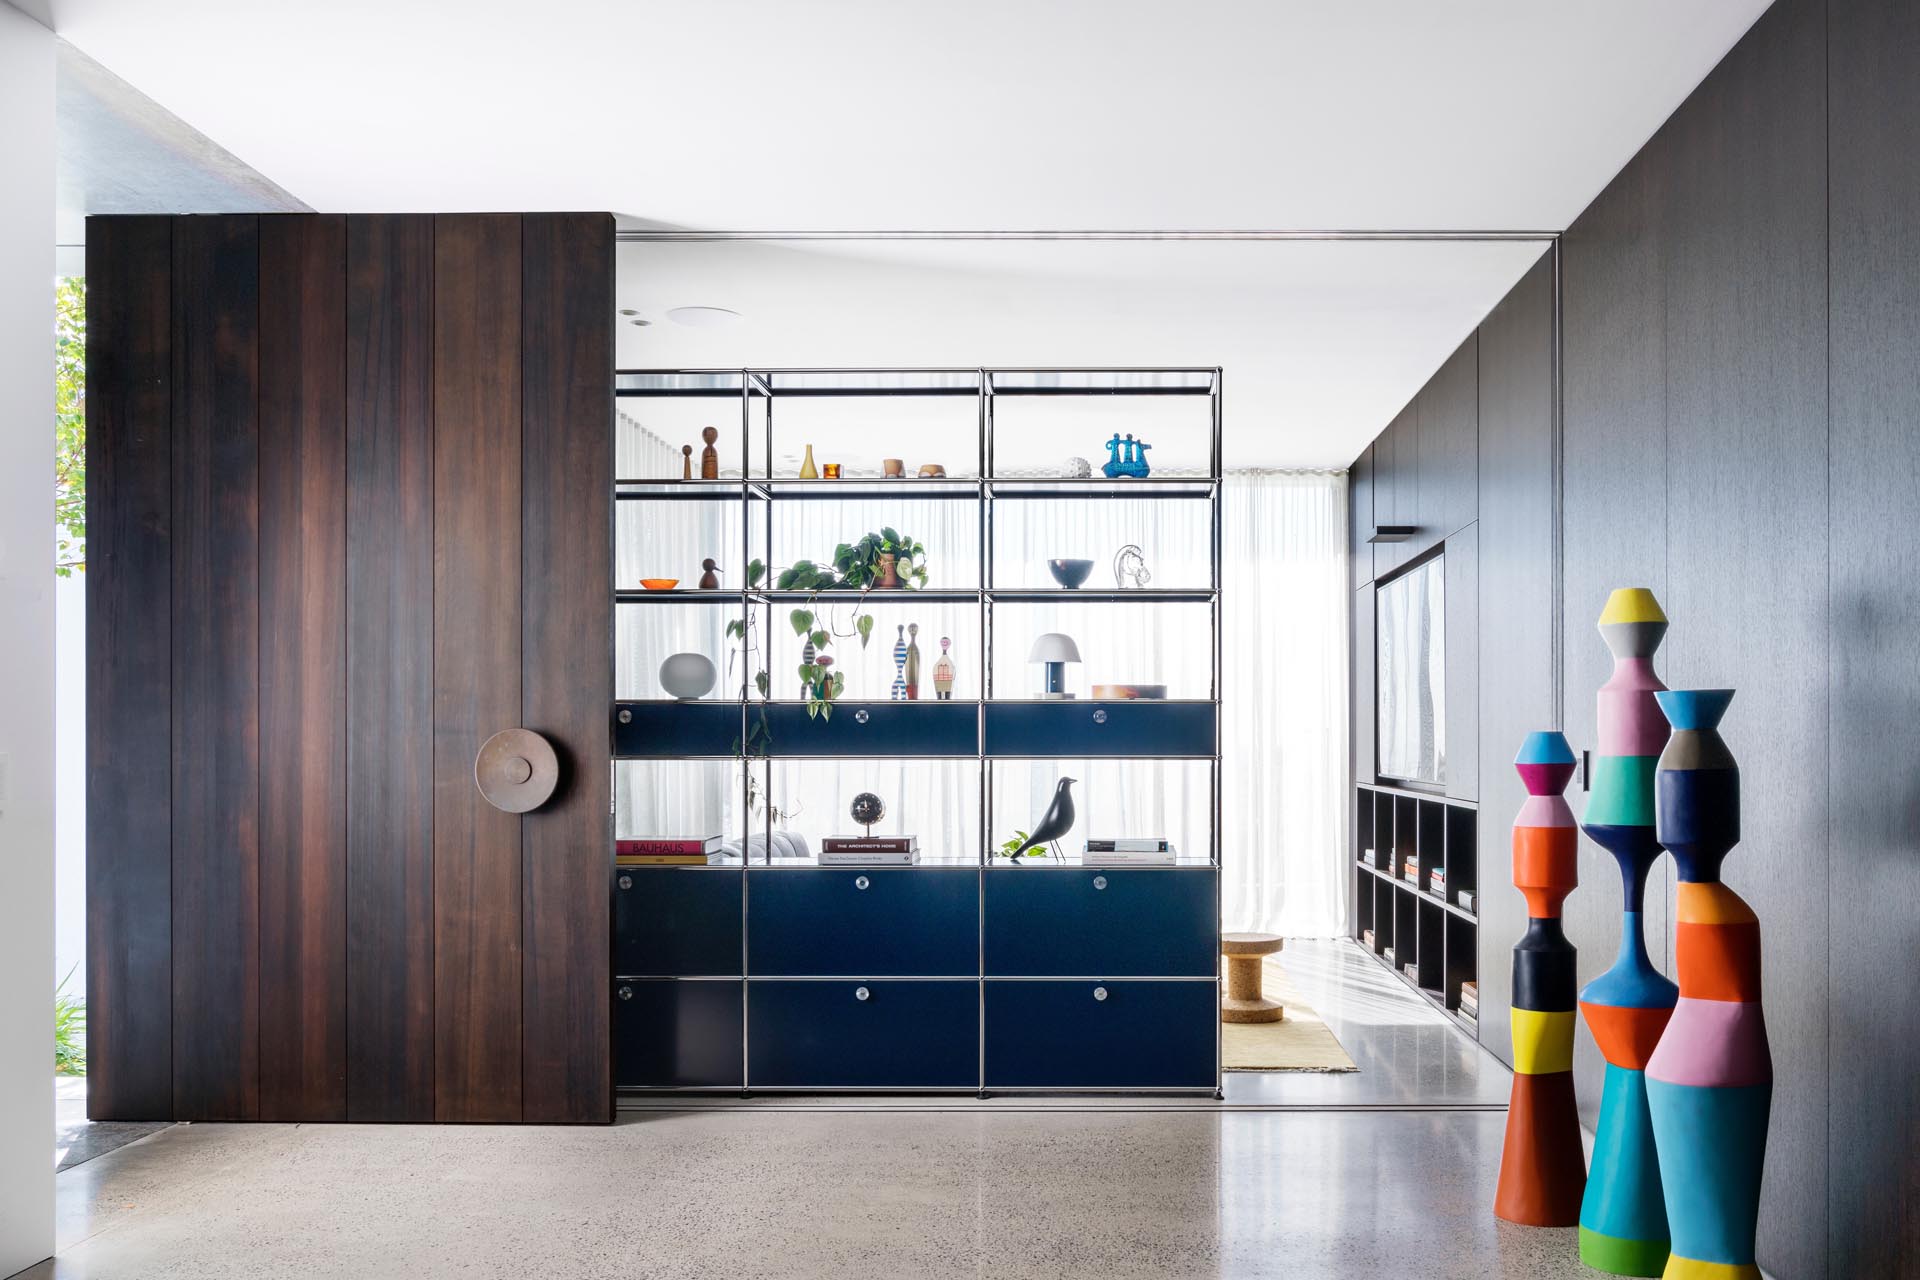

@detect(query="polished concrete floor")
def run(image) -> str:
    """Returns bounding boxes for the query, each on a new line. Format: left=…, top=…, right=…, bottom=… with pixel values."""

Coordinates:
left=21, top=941, right=1602, bottom=1280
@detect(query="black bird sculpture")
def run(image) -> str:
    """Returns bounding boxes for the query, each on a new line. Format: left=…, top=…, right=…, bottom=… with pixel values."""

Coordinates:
left=1009, top=777, right=1077, bottom=861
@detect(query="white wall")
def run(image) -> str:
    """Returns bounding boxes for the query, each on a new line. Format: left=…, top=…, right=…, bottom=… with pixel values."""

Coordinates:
left=0, top=1, right=57, bottom=1273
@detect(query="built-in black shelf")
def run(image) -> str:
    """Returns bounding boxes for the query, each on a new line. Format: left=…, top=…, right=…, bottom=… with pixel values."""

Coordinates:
left=1352, top=782, right=1479, bottom=1032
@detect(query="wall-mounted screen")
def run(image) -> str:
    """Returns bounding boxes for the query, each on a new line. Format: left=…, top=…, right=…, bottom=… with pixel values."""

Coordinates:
left=1376, top=556, right=1446, bottom=786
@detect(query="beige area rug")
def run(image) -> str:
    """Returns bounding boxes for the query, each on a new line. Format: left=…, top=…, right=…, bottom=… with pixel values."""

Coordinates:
left=1221, top=956, right=1359, bottom=1072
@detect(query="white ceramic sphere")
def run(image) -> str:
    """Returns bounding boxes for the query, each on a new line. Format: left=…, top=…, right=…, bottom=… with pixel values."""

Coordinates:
left=659, top=652, right=717, bottom=700
left=1063, top=456, right=1092, bottom=478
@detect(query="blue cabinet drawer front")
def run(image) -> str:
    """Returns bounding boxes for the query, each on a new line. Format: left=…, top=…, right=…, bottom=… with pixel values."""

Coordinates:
left=615, top=980, right=742, bottom=1087
left=984, top=869, right=1216, bottom=976
left=762, top=701, right=977, bottom=757
left=982, top=701, right=1215, bottom=758
left=748, top=980, right=978, bottom=1088
left=615, top=701, right=742, bottom=757
left=985, top=980, right=1216, bottom=1088
left=749, top=869, right=978, bottom=976
left=615, top=868, right=742, bottom=976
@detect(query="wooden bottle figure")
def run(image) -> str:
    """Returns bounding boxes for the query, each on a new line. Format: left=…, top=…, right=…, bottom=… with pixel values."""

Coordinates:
left=1579, top=588, right=1678, bottom=1276
left=698, top=558, right=720, bottom=590
left=681, top=444, right=693, bottom=480
left=700, top=425, right=719, bottom=479
left=1496, top=730, right=1586, bottom=1227
left=933, top=636, right=956, bottom=700
left=890, top=625, right=908, bottom=701
left=1646, top=689, right=1769, bottom=1280
left=904, top=623, right=922, bottom=700
left=800, top=637, right=817, bottom=699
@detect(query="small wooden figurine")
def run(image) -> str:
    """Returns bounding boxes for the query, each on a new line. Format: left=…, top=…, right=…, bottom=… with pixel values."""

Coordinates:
left=904, top=623, right=922, bottom=700
left=933, top=636, right=956, bottom=700
left=700, top=425, right=719, bottom=479
left=698, top=558, right=720, bottom=589
left=681, top=444, right=693, bottom=480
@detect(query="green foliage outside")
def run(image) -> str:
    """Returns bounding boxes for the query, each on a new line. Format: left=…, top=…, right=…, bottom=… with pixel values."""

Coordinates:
left=55, top=966, right=86, bottom=1076
left=56, top=276, right=86, bottom=577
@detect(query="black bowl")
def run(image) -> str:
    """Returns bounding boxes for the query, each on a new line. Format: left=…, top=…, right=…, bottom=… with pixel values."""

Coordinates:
left=1047, top=558, right=1095, bottom=589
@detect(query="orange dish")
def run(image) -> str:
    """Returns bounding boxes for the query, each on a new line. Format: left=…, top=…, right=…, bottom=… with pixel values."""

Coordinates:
left=639, top=578, right=679, bottom=591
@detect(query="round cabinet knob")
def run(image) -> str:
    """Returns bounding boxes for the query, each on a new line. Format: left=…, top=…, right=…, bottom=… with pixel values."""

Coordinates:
left=1093, top=986, right=1108, bottom=1002
left=617, top=874, right=633, bottom=890
left=617, top=708, right=633, bottom=724
left=854, top=708, right=870, bottom=725
left=617, top=985, right=633, bottom=1002
left=855, top=986, right=871, bottom=1002
left=854, top=875, right=870, bottom=890
left=1092, top=875, right=1108, bottom=890
left=1093, top=709, right=1108, bottom=725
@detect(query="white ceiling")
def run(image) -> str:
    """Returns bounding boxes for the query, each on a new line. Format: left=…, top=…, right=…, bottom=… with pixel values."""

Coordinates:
left=620, top=238, right=1549, bottom=467
left=46, top=0, right=1771, bottom=464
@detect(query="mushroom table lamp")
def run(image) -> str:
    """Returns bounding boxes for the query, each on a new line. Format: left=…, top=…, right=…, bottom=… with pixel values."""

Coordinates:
left=1028, top=632, right=1083, bottom=700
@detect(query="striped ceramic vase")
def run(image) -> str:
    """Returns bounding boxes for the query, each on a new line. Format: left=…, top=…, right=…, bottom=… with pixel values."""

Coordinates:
left=1577, top=588, right=1679, bottom=1275
left=1645, top=689, right=1770, bottom=1280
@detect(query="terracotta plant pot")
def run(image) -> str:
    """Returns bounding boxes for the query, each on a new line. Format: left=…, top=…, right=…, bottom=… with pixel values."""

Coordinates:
left=875, top=551, right=902, bottom=589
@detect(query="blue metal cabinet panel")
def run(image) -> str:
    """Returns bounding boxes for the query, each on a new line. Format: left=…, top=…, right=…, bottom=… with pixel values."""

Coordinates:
left=615, top=979, right=742, bottom=1087
left=748, top=979, right=978, bottom=1088
left=614, top=701, right=743, bottom=758
left=749, top=869, right=979, bottom=976
left=615, top=868, right=743, bottom=976
left=984, top=868, right=1217, bottom=976
left=982, top=700, right=1215, bottom=758
left=984, top=979, right=1216, bottom=1088
left=761, top=701, right=977, bottom=757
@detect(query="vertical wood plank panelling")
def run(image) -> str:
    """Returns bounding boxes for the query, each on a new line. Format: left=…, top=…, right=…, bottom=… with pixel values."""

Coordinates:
left=1442, top=524, right=1478, bottom=803
left=84, top=216, right=174, bottom=1120
left=1419, top=335, right=1479, bottom=544
left=1348, top=447, right=1374, bottom=590
left=1472, top=251, right=1555, bottom=1067
left=344, top=214, right=437, bottom=1122
left=1560, top=142, right=1674, bottom=1120
left=170, top=215, right=261, bottom=1121
left=520, top=213, right=614, bottom=1122
left=1352, top=585, right=1376, bottom=788
left=1659, top=4, right=1828, bottom=1272
left=433, top=214, right=525, bottom=1122
left=1827, top=0, right=1920, bottom=1271
left=257, top=215, right=349, bottom=1122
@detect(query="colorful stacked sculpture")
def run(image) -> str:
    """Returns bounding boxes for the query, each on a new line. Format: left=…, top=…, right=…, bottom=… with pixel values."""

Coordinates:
left=1494, top=730, right=1586, bottom=1226
left=1578, top=588, right=1680, bottom=1275
left=1646, top=689, right=1770, bottom=1280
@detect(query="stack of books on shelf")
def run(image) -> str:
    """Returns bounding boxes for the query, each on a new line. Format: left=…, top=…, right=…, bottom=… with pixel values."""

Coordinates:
left=1083, top=837, right=1177, bottom=867
left=1430, top=865, right=1446, bottom=897
left=1458, top=888, right=1476, bottom=913
left=1382, top=944, right=1396, bottom=965
left=1404, top=960, right=1421, bottom=983
left=1458, top=980, right=1479, bottom=1029
left=1402, top=857, right=1419, bottom=884
left=1361, top=928, right=1375, bottom=950
left=617, top=836, right=730, bottom=866
left=820, top=835, right=920, bottom=866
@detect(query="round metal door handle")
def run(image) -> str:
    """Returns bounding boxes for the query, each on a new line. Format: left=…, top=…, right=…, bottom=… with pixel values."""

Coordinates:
left=474, top=728, right=560, bottom=813
left=617, top=708, right=633, bottom=724
left=854, top=875, right=870, bottom=890
left=854, top=708, right=870, bottom=725
left=855, top=986, right=871, bottom=1002
left=1093, top=986, right=1108, bottom=1002
left=1092, top=875, right=1108, bottom=890
left=1093, top=709, right=1108, bottom=724
left=617, top=874, right=633, bottom=890
left=617, top=985, right=633, bottom=1002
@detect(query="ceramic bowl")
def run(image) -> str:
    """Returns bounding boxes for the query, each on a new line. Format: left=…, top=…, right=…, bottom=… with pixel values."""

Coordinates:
left=1046, top=558, right=1095, bottom=589
left=639, top=578, right=679, bottom=591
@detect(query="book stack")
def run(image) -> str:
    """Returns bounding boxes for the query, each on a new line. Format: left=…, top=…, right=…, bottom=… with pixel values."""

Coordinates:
left=1083, top=837, right=1177, bottom=867
left=1402, top=857, right=1419, bottom=884
left=617, top=836, right=727, bottom=866
left=820, top=835, right=920, bottom=866
left=1382, top=945, right=1396, bottom=965
left=1361, top=928, right=1375, bottom=950
left=1458, top=980, right=1480, bottom=1028
left=1405, top=960, right=1421, bottom=983
left=1458, top=888, right=1476, bottom=913
left=1430, top=865, right=1447, bottom=897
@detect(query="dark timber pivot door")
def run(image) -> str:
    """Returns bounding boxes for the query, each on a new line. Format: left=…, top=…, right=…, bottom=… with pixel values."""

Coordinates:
left=86, top=213, right=614, bottom=1124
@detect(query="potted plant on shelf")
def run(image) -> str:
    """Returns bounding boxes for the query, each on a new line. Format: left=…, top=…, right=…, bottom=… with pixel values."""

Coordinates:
left=724, top=527, right=930, bottom=726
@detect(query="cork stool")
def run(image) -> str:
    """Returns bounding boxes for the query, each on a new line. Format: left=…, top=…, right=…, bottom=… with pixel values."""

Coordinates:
left=1221, top=932, right=1286, bottom=1023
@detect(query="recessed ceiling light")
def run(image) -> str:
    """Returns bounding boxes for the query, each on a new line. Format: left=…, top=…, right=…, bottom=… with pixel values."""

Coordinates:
left=667, top=306, right=742, bottom=328
left=628, top=318, right=652, bottom=326
left=619, top=308, right=638, bottom=316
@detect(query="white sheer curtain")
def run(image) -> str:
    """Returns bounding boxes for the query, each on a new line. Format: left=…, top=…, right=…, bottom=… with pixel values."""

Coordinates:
left=1221, top=472, right=1349, bottom=937
left=615, top=425, right=1350, bottom=935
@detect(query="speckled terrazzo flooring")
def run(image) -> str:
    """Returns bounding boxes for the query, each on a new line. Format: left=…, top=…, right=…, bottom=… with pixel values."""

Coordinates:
left=19, top=942, right=1601, bottom=1279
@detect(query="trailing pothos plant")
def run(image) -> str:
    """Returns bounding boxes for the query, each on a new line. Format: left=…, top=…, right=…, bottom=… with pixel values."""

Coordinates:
left=724, top=528, right=929, bottom=735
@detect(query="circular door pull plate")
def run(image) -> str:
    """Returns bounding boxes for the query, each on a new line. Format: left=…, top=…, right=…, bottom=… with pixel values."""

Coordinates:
left=475, top=728, right=561, bottom=813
